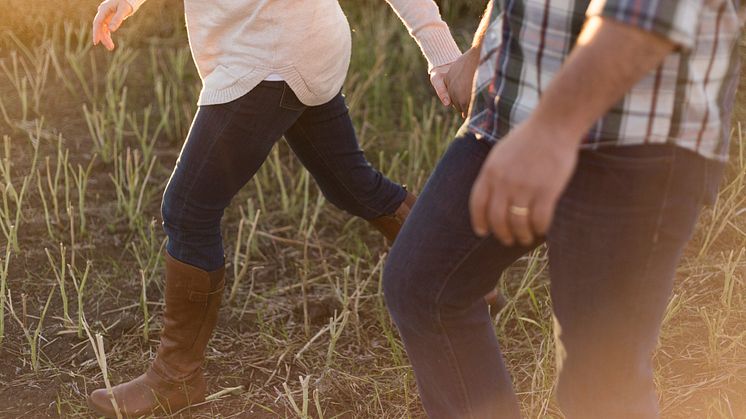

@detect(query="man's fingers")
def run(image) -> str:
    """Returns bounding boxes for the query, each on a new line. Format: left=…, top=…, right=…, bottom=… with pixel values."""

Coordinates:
left=469, top=175, right=490, bottom=237
left=507, top=199, right=534, bottom=246
left=450, top=94, right=469, bottom=116
left=485, top=188, right=512, bottom=245
left=458, top=97, right=470, bottom=114
left=447, top=89, right=462, bottom=113
left=530, top=191, right=557, bottom=237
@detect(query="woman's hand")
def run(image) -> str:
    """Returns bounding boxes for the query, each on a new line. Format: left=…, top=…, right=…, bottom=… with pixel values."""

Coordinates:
left=429, top=63, right=453, bottom=106
left=445, top=46, right=480, bottom=117
left=92, top=0, right=134, bottom=51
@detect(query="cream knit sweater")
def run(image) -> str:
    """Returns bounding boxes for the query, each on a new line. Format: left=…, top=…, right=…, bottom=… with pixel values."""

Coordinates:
left=126, top=0, right=462, bottom=106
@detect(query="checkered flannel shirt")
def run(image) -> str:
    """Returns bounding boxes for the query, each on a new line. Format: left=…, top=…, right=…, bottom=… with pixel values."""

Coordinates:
left=463, top=0, right=743, bottom=161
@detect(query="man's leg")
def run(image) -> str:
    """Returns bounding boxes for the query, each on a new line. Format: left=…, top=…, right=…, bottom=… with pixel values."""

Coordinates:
left=547, top=145, right=724, bottom=419
left=383, top=134, right=538, bottom=419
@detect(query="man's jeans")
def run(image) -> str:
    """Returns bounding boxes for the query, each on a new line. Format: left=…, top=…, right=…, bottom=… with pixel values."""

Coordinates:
left=162, top=81, right=406, bottom=271
left=383, top=134, right=724, bottom=419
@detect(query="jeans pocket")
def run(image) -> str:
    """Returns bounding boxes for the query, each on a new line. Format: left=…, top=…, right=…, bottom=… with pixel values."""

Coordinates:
left=583, top=144, right=676, bottom=169
left=280, top=84, right=307, bottom=111
left=570, top=145, right=678, bottom=213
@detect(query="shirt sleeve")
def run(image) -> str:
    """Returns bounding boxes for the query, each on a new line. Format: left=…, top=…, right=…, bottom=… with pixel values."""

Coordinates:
left=384, top=0, right=463, bottom=71
left=586, top=0, right=705, bottom=49
left=126, top=0, right=149, bottom=14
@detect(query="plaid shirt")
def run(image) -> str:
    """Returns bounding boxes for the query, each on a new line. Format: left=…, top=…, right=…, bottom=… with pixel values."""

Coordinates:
left=463, top=0, right=743, bottom=161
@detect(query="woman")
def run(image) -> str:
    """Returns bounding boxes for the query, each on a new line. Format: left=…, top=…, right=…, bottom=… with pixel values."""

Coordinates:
left=87, top=0, right=463, bottom=416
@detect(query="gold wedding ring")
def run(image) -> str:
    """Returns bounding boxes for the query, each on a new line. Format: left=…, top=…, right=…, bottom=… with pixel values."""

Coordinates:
left=508, top=205, right=530, bottom=217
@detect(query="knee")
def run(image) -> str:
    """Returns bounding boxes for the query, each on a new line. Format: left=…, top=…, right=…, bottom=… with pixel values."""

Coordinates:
left=382, top=261, right=406, bottom=321
left=554, top=335, right=658, bottom=418
left=382, top=250, right=433, bottom=332
left=160, top=181, right=217, bottom=237
left=160, top=184, right=181, bottom=233
left=312, top=164, right=400, bottom=220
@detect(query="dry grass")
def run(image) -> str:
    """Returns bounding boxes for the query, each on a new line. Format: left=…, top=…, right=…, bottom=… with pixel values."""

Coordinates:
left=0, top=0, right=744, bottom=417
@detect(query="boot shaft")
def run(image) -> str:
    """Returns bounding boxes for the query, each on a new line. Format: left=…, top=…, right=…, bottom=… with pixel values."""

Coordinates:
left=153, top=253, right=225, bottom=381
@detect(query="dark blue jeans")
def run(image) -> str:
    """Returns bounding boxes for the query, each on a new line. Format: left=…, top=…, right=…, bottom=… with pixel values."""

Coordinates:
left=162, top=81, right=406, bottom=271
left=383, top=134, right=724, bottom=419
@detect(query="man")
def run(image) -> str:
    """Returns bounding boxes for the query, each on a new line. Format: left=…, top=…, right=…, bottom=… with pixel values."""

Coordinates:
left=383, top=0, right=741, bottom=418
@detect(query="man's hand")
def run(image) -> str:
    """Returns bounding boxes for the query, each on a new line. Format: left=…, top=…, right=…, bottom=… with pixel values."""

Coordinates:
left=469, top=121, right=578, bottom=246
left=468, top=17, right=675, bottom=247
left=92, top=0, right=134, bottom=51
left=445, top=46, right=480, bottom=117
left=429, top=63, right=453, bottom=106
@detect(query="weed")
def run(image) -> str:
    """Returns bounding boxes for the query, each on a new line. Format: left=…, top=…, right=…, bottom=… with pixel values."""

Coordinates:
left=7, top=285, right=56, bottom=372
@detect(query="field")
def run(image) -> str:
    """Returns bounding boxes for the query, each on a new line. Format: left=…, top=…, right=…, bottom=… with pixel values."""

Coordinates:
left=0, top=0, right=744, bottom=417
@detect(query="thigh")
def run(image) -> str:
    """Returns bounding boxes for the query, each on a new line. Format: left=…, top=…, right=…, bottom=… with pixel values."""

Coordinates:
left=384, top=134, right=535, bottom=419
left=385, top=134, right=536, bottom=314
left=549, top=145, right=715, bottom=347
left=164, top=82, right=301, bottom=214
left=283, top=93, right=404, bottom=219
left=547, top=145, right=721, bottom=417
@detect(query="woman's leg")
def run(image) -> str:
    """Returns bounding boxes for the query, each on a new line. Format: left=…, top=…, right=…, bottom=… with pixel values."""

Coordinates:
left=163, top=82, right=304, bottom=270
left=284, top=92, right=506, bottom=313
left=283, top=92, right=408, bottom=224
left=89, top=81, right=304, bottom=417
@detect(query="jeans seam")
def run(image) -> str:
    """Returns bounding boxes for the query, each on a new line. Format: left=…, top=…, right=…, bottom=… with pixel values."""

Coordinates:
left=701, top=157, right=710, bottom=205
left=432, top=236, right=494, bottom=419
left=292, top=121, right=401, bottom=218
left=646, top=146, right=677, bottom=274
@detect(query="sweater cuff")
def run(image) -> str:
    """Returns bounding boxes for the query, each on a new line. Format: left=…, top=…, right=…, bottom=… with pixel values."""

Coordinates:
left=416, top=26, right=463, bottom=71
left=126, top=0, right=148, bottom=13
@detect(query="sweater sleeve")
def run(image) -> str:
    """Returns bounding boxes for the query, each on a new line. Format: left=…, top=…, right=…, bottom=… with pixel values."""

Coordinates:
left=384, top=0, right=463, bottom=71
left=126, top=0, right=149, bottom=14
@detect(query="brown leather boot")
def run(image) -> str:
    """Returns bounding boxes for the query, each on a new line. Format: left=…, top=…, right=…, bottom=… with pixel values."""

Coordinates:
left=484, top=288, right=508, bottom=316
left=88, top=253, right=225, bottom=418
left=367, top=191, right=417, bottom=244
left=369, top=190, right=507, bottom=313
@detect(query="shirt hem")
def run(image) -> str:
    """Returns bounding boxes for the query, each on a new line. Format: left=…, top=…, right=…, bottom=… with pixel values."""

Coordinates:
left=463, top=124, right=728, bottom=162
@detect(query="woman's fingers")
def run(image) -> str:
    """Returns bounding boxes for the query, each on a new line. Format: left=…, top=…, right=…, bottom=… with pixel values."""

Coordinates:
left=93, top=3, right=112, bottom=44
left=102, top=30, right=115, bottom=50
left=92, top=1, right=126, bottom=50
left=430, top=73, right=451, bottom=106
left=109, top=2, right=132, bottom=32
left=429, top=65, right=452, bottom=107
